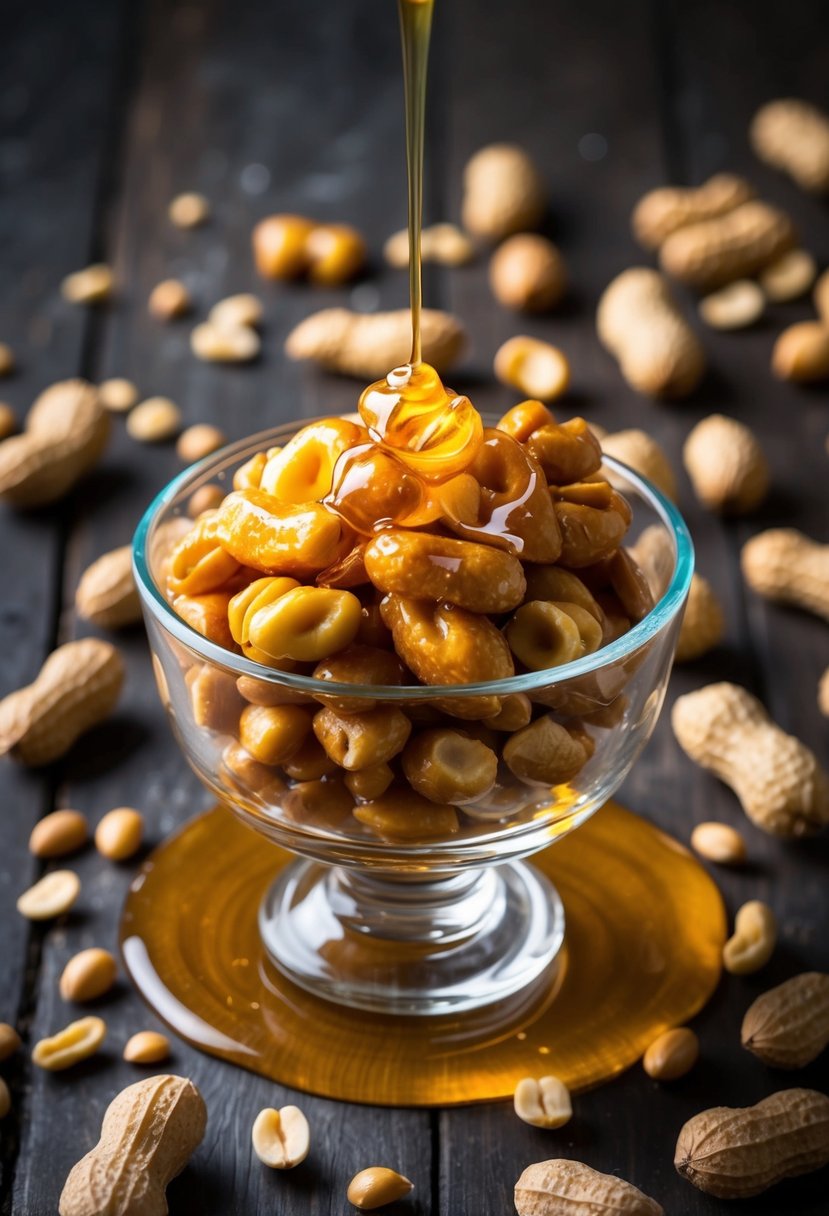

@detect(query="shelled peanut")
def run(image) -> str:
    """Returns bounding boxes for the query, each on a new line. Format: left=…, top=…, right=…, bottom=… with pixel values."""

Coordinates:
left=253, top=214, right=365, bottom=284
left=751, top=99, right=829, bottom=194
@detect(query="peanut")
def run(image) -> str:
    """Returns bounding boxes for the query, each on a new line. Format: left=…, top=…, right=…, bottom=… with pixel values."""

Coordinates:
left=462, top=144, right=546, bottom=241
left=252, top=214, right=316, bottom=278
left=742, top=972, right=829, bottom=1068
left=148, top=278, right=192, bottom=321
left=504, top=716, right=591, bottom=786
left=186, top=664, right=243, bottom=734
left=632, top=172, right=754, bottom=250
left=354, top=788, right=459, bottom=842
left=759, top=248, right=817, bottom=301
left=0, top=342, right=15, bottom=376
left=672, top=683, right=829, bottom=836
left=285, top=307, right=465, bottom=378
left=239, top=704, right=312, bottom=765
left=305, top=223, right=366, bottom=285
left=98, top=378, right=139, bottom=412
left=0, top=403, right=16, bottom=439
left=314, top=705, right=411, bottom=771
left=365, top=529, right=525, bottom=614
left=741, top=528, right=829, bottom=621
left=723, top=900, right=777, bottom=975
left=344, top=762, right=394, bottom=801
left=169, top=190, right=210, bottom=227
left=251, top=1106, right=310, bottom=1169
left=513, top=1075, right=572, bottom=1128
left=59, top=1074, right=207, bottom=1216
left=123, top=1031, right=171, bottom=1064
left=515, top=1160, right=663, bottom=1216
left=347, top=1166, right=413, bottom=1210
left=0, top=637, right=124, bottom=765
left=642, top=1027, right=699, bottom=1080
left=61, top=264, right=114, bottom=305
left=127, top=397, right=181, bottom=442
left=659, top=200, right=796, bottom=289
left=0, top=1023, right=21, bottom=1061
left=489, top=234, right=566, bottom=312
left=596, top=268, right=705, bottom=398
left=820, top=667, right=829, bottom=717
left=95, top=807, right=144, bottom=861
left=689, top=821, right=746, bottom=865
left=60, top=948, right=118, bottom=1002
left=698, top=279, right=765, bottom=329
left=772, top=320, right=829, bottom=382
left=29, top=809, right=89, bottom=858
left=311, top=645, right=407, bottom=714
left=249, top=586, right=361, bottom=662
left=17, top=869, right=80, bottom=919
left=675, top=573, right=725, bottom=661
left=494, top=338, right=570, bottom=402
left=675, top=1088, right=829, bottom=1197
left=176, top=423, right=226, bottom=463
left=32, top=1015, right=106, bottom=1070
left=0, top=1077, right=9, bottom=1120
left=191, top=321, right=261, bottom=363
left=683, top=414, right=769, bottom=514
left=402, top=729, right=497, bottom=805
left=506, top=600, right=597, bottom=670
left=0, top=379, right=108, bottom=507
left=208, top=293, right=263, bottom=330
left=600, top=428, right=676, bottom=501
left=76, top=545, right=141, bottom=628
left=751, top=99, right=829, bottom=193
left=384, top=222, right=474, bottom=267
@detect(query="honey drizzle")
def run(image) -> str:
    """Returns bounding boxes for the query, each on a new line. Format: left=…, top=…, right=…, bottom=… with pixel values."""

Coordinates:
left=398, top=0, right=435, bottom=366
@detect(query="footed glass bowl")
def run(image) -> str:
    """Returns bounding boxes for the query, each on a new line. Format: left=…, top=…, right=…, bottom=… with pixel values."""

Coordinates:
left=133, top=421, right=693, bottom=1016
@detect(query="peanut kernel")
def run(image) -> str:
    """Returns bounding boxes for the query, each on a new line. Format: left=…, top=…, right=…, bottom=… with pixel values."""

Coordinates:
left=169, top=191, right=210, bottom=228
left=32, top=1015, right=106, bottom=1071
left=123, top=1031, right=171, bottom=1064
left=513, top=1074, right=573, bottom=1128
left=251, top=1105, right=310, bottom=1169
left=148, top=278, right=192, bottom=321
left=126, top=397, right=182, bottom=443
left=17, top=870, right=80, bottom=920
left=347, top=1166, right=413, bottom=1210
left=98, top=378, right=139, bottom=412
left=61, top=264, right=114, bottom=305
left=723, top=900, right=777, bottom=975
left=59, top=948, right=118, bottom=1002
left=95, top=807, right=144, bottom=861
left=0, top=1022, right=21, bottom=1062
left=176, top=424, right=227, bottom=463
left=29, top=809, right=89, bottom=858
left=191, top=322, right=260, bottom=363
left=642, top=1026, right=699, bottom=1080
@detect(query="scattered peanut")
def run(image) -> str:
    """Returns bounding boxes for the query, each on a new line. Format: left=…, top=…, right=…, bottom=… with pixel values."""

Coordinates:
left=176, top=424, right=226, bottom=463
left=384, top=222, right=474, bottom=267
left=741, top=528, right=829, bottom=622
left=60, top=948, right=118, bottom=1002
left=347, top=1167, right=413, bottom=1210
left=251, top=1105, right=310, bottom=1169
left=515, top=1160, right=663, bottom=1216
left=600, top=428, right=676, bottom=501
left=642, top=1027, right=699, bottom=1080
left=32, top=1015, right=105, bottom=1071
left=306, top=223, right=367, bottom=285
left=0, top=342, right=14, bottom=376
left=208, top=293, right=263, bottom=330
left=0, top=403, right=16, bottom=439
left=0, top=1023, right=21, bottom=1061
left=0, top=1077, right=9, bottom=1120
left=494, top=337, right=570, bottom=402
left=285, top=307, right=465, bottom=379
left=759, top=248, right=817, bottom=301
left=123, top=1031, right=171, bottom=1064
left=95, top=807, right=144, bottom=861
left=682, top=414, right=769, bottom=514
left=751, top=99, right=829, bottom=193
left=814, top=267, right=829, bottom=324
left=169, top=191, right=210, bottom=228
left=672, top=683, right=829, bottom=836
left=0, top=379, right=108, bottom=507
left=689, top=821, right=746, bottom=865
left=632, top=173, right=755, bottom=250
left=698, top=279, right=764, bottom=329
left=98, top=378, right=139, bottom=412
left=596, top=268, right=705, bottom=398
left=675, top=1088, right=829, bottom=1197
left=489, top=234, right=566, bottom=313
left=742, top=972, right=829, bottom=1068
left=148, top=278, right=192, bottom=321
left=0, top=638, right=124, bottom=765
left=126, top=397, right=182, bottom=443
left=17, top=870, right=80, bottom=920
left=76, top=545, right=141, bottom=628
left=190, top=321, right=261, bottom=363
left=513, top=1075, right=572, bottom=1128
left=61, top=264, right=114, bottom=305
left=659, top=200, right=796, bottom=289
left=59, top=1075, right=207, bottom=1215
left=675, top=573, right=725, bottom=661
left=461, top=143, right=546, bottom=241
left=29, top=809, right=89, bottom=858
left=723, top=900, right=777, bottom=975
left=772, top=320, right=829, bottom=382
left=187, top=483, right=224, bottom=518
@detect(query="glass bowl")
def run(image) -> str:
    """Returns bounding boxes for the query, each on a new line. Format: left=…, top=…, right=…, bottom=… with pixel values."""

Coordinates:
left=133, top=420, right=693, bottom=1016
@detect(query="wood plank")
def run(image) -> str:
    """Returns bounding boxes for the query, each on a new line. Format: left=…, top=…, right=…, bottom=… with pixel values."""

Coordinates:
left=12, top=1, right=432, bottom=1212
left=0, top=0, right=132, bottom=1206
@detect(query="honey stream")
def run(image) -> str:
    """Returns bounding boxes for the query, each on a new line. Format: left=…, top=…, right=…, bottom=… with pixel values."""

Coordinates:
left=399, top=0, right=434, bottom=366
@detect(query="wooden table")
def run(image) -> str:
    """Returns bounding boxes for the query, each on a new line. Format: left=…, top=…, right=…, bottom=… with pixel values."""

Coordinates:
left=1, top=0, right=828, bottom=1211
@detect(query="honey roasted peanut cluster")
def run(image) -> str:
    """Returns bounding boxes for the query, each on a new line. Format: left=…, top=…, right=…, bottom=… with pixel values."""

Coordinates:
left=162, top=363, right=653, bottom=842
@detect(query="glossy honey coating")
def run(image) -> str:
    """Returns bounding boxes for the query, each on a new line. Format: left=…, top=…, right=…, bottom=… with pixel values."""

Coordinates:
left=163, top=361, right=654, bottom=843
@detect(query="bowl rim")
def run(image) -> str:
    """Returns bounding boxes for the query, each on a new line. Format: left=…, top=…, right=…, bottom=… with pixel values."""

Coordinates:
left=133, top=421, right=694, bottom=700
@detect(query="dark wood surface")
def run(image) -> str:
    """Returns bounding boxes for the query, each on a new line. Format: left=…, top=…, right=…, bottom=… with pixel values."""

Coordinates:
left=1, top=1, right=828, bottom=1212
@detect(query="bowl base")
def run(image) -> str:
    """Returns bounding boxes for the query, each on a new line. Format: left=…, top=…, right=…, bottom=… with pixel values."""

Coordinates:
left=120, top=801, right=725, bottom=1106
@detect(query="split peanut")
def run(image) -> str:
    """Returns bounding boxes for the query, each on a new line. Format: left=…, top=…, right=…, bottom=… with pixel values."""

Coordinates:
left=251, top=1105, right=310, bottom=1168
left=17, top=870, right=80, bottom=920
left=32, top=1016, right=106, bottom=1071
left=723, top=900, right=777, bottom=975
left=513, top=1075, right=572, bottom=1128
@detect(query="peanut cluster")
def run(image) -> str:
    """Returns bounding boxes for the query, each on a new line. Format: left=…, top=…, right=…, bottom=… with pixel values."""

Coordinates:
left=162, top=363, right=652, bottom=842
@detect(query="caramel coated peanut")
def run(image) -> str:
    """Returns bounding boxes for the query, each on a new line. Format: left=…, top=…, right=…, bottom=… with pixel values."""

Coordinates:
left=365, top=529, right=526, bottom=613
left=354, top=787, right=460, bottom=841
left=496, top=399, right=555, bottom=444
left=222, top=741, right=287, bottom=802
left=402, top=729, right=498, bottom=805
left=283, top=777, right=354, bottom=831
left=526, top=417, right=603, bottom=485
left=173, top=590, right=237, bottom=649
left=228, top=576, right=300, bottom=647
left=238, top=704, right=313, bottom=766
left=552, top=483, right=631, bottom=568
left=504, top=716, right=591, bottom=785
left=259, top=418, right=364, bottom=503
left=312, top=645, right=408, bottom=713
left=483, top=693, right=532, bottom=732
left=313, top=705, right=411, bottom=771
left=167, top=517, right=241, bottom=596
left=283, top=736, right=337, bottom=780
left=523, top=566, right=603, bottom=622
left=506, top=600, right=600, bottom=671
left=215, top=487, right=347, bottom=577
left=186, top=664, right=244, bottom=734
left=345, top=762, right=395, bottom=801
left=606, top=549, right=655, bottom=623
left=248, top=586, right=362, bottom=663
